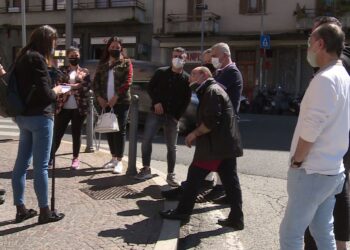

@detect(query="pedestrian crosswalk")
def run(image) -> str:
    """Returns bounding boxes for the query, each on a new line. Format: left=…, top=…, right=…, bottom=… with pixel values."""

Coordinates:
left=0, top=117, right=19, bottom=139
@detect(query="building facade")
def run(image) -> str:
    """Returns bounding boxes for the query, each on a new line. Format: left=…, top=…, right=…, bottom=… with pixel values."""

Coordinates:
left=152, top=0, right=350, bottom=99
left=0, top=0, right=154, bottom=69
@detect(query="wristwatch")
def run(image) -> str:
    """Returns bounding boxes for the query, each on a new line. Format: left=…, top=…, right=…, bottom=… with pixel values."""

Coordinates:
left=291, top=156, right=303, bottom=168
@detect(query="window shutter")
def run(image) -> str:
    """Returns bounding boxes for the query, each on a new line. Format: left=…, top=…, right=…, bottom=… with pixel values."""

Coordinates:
left=240, top=0, right=248, bottom=14
left=258, top=0, right=266, bottom=13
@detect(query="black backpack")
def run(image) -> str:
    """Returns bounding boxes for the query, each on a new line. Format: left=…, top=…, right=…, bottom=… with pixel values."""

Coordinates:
left=0, top=65, right=35, bottom=118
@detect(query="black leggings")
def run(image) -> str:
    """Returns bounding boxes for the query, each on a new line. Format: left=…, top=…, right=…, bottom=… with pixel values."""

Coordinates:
left=304, top=171, right=350, bottom=249
left=105, top=104, right=130, bottom=158
left=52, top=109, right=86, bottom=158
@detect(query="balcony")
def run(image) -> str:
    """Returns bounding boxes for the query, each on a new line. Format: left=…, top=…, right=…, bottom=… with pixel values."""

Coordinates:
left=295, top=8, right=316, bottom=30
left=295, top=4, right=350, bottom=30
left=0, top=0, right=147, bottom=26
left=166, top=12, right=220, bottom=34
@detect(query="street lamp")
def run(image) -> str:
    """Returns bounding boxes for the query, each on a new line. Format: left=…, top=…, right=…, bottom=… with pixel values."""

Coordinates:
left=196, top=3, right=208, bottom=60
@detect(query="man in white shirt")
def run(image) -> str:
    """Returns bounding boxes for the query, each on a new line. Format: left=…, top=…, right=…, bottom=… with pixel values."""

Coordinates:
left=279, top=23, right=349, bottom=249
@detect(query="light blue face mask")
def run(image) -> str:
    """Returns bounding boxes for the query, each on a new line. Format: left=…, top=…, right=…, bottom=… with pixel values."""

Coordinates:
left=307, top=50, right=318, bottom=68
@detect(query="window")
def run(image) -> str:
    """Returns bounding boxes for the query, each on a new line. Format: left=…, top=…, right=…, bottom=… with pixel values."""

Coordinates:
left=240, top=0, right=266, bottom=14
left=43, top=0, right=78, bottom=10
left=96, top=0, right=108, bottom=8
left=188, top=0, right=203, bottom=21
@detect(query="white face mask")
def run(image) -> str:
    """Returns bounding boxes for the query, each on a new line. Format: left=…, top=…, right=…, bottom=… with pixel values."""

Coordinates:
left=172, top=58, right=185, bottom=69
left=307, top=50, right=318, bottom=68
left=211, top=57, right=222, bottom=69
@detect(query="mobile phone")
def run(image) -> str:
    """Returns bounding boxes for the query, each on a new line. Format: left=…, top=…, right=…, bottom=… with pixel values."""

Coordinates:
left=61, top=85, right=71, bottom=93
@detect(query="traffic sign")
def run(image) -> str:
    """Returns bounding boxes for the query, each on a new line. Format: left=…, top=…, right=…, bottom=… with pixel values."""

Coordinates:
left=260, top=35, right=271, bottom=49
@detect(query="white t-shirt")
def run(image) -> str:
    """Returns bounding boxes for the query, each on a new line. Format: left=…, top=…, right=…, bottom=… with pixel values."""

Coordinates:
left=107, top=69, right=115, bottom=101
left=63, top=70, right=78, bottom=109
left=290, top=61, right=350, bottom=175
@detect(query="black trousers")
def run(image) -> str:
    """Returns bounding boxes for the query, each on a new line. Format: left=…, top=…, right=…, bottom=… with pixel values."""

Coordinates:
left=105, top=104, right=130, bottom=158
left=176, top=158, right=244, bottom=224
left=52, top=109, right=86, bottom=158
left=304, top=171, right=350, bottom=249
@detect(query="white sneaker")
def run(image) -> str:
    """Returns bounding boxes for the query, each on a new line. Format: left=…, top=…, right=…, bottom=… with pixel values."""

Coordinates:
left=102, top=160, right=114, bottom=169
left=134, top=167, right=152, bottom=180
left=166, top=173, right=180, bottom=187
left=112, top=161, right=123, bottom=174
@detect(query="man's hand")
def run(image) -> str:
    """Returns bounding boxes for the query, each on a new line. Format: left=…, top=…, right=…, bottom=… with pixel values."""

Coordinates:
left=154, top=103, right=164, bottom=115
left=185, top=132, right=197, bottom=148
left=97, top=96, right=109, bottom=109
left=108, top=95, right=118, bottom=108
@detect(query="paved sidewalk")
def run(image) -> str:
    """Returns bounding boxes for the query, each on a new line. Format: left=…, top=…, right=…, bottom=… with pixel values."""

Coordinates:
left=0, top=140, right=165, bottom=250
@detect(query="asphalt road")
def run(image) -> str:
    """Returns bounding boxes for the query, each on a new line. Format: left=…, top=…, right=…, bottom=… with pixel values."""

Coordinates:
left=64, top=113, right=298, bottom=182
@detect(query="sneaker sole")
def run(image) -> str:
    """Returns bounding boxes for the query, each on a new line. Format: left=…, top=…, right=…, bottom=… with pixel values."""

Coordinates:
left=166, top=181, right=180, bottom=187
left=134, top=174, right=152, bottom=180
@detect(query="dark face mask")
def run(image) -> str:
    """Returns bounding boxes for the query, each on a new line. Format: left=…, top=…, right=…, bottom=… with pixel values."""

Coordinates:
left=68, top=58, right=79, bottom=66
left=109, top=49, right=121, bottom=59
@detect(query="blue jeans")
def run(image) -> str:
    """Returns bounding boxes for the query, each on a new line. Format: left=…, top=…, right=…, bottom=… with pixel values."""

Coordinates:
left=12, top=115, right=53, bottom=208
left=141, top=112, right=178, bottom=173
left=280, top=168, right=345, bottom=250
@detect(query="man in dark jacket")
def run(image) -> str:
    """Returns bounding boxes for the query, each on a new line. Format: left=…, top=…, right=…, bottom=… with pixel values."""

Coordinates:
left=201, top=42, right=244, bottom=202
left=160, top=67, right=244, bottom=230
left=135, top=47, right=191, bottom=187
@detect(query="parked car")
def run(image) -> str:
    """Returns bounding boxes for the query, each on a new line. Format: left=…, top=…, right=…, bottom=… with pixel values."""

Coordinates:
left=83, top=60, right=197, bottom=134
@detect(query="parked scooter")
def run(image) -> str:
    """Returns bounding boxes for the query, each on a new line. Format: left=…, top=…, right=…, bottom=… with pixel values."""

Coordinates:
left=288, top=94, right=303, bottom=116
left=239, top=95, right=250, bottom=113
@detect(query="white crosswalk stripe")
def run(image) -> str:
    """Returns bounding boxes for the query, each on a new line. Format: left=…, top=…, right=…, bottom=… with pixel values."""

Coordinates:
left=0, top=117, right=19, bottom=138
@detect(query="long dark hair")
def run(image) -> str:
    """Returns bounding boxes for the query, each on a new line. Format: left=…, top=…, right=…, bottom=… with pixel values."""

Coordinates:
left=17, top=25, right=57, bottom=61
left=98, top=36, right=124, bottom=65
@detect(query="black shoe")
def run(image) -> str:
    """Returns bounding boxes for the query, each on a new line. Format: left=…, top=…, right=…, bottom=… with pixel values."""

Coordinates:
left=0, top=189, right=5, bottom=195
left=202, top=185, right=225, bottom=202
left=15, top=209, right=38, bottom=223
left=202, top=180, right=214, bottom=189
left=38, top=210, right=65, bottom=224
left=217, top=218, right=244, bottom=231
left=159, top=209, right=190, bottom=222
left=212, top=195, right=230, bottom=205
left=161, top=187, right=184, bottom=200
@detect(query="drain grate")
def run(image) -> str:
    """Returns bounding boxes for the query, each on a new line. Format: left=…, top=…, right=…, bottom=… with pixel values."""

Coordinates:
left=80, top=185, right=137, bottom=200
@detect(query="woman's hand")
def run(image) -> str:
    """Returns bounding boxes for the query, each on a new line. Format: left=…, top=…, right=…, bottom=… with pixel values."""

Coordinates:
left=97, top=96, right=109, bottom=109
left=52, top=85, right=63, bottom=95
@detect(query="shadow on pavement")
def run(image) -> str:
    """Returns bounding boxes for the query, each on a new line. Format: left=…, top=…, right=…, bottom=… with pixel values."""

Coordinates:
left=178, top=227, right=233, bottom=250
left=98, top=199, right=163, bottom=245
left=0, top=222, right=37, bottom=237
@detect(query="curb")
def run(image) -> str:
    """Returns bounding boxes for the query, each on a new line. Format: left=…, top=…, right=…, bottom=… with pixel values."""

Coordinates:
left=63, top=140, right=180, bottom=250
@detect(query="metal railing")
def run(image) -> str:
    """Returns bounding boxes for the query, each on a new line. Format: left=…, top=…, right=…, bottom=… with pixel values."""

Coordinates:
left=0, top=0, right=145, bottom=14
left=166, top=12, right=220, bottom=34
left=167, top=12, right=220, bottom=23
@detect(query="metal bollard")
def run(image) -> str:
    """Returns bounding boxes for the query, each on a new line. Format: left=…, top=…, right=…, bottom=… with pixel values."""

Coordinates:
left=126, top=95, right=139, bottom=176
left=85, top=90, right=95, bottom=153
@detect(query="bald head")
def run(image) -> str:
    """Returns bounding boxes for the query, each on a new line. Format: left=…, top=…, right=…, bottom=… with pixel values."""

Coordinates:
left=190, top=66, right=212, bottom=85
